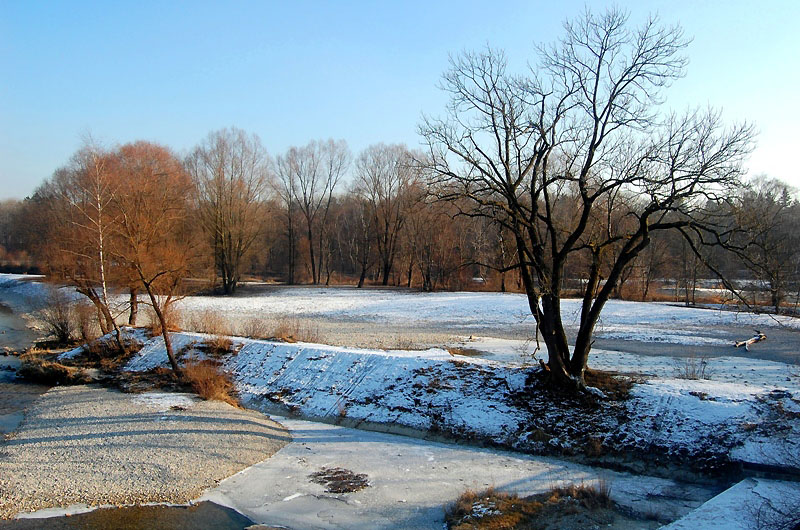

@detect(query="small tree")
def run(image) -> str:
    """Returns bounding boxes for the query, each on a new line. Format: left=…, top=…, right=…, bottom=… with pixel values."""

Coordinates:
left=420, top=8, right=754, bottom=390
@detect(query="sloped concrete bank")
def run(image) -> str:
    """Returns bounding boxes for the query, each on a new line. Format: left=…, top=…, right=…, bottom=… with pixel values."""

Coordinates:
left=116, top=331, right=800, bottom=478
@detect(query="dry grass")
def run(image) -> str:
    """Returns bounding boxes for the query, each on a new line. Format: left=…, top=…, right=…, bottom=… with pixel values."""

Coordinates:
left=446, top=488, right=543, bottom=530
left=182, top=360, right=238, bottom=406
left=17, top=357, right=92, bottom=385
left=185, top=309, right=233, bottom=336
left=271, top=317, right=320, bottom=343
left=547, top=481, right=613, bottom=510
left=239, top=317, right=272, bottom=339
left=74, top=301, right=101, bottom=343
left=446, top=481, right=614, bottom=530
left=583, top=369, right=634, bottom=401
left=673, top=352, right=712, bottom=380
left=145, top=304, right=183, bottom=336
left=200, top=336, right=235, bottom=356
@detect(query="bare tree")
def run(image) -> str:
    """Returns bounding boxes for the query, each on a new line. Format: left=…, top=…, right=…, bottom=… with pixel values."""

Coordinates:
left=33, top=141, right=128, bottom=350
left=275, top=139, right=350, bottom=284
left=733, top=177, right=799, bottom=313
left=354, top=144, right=419, bottom=285
left=112, top=141, right=195, bottom=373
left=186, top=128, right=272, bottom=294
left=420, top=8, right=754, bottom=390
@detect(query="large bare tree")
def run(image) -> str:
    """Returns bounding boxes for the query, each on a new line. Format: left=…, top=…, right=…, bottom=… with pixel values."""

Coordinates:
left=420, top=8, right=754, bottom=390
left=186, top=128, right=272, bottom=294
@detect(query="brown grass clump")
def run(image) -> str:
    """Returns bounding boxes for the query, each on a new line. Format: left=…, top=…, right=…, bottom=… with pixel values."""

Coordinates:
left=271, top=318, right=320, bottom=343
left=200, top=336, right=235, bottom=356
left=446, top=488, right=543, bottom=530
left=239, top=318, right=271, bottom=339
left=182, top=360, right=238, bottom=406
left=445, top=482, right=614, bottom=530
left=547, top=481, right=613, bottom=510
left=186, top=310, right=232, bottom=336
left=583, top=369, right=634, bottom=401
left=17, top=357, right=92, bottom=385
left=145, top=305, right=182, bottom=336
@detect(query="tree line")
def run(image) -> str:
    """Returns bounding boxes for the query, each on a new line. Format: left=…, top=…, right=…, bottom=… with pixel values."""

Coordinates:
left=0, top=8, right=797, bottom=389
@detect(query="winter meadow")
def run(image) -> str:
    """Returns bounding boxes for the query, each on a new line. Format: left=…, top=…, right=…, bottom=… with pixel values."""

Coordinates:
left=1, top=4, right=799, bottom=530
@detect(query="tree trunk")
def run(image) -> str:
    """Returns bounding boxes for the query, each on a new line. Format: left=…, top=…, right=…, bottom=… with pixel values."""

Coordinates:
left=128, top=288, right=138, bottom=326
left=307, top=225, right=317, bottom=284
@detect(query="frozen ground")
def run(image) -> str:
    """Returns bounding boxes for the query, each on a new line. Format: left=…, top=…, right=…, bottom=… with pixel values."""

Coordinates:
left=199, top=417, right=713, bottom=529
left=118, top=331, right=800, bottom=471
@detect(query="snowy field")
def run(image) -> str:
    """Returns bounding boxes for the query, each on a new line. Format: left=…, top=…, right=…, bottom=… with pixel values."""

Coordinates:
left=174, top=284, right=800, bottom=339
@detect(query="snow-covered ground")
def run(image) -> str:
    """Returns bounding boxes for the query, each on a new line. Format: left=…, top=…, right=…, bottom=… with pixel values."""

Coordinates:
left=116, top=331, right=800, bottom=471
left=4, top=274, right=798, bottom=349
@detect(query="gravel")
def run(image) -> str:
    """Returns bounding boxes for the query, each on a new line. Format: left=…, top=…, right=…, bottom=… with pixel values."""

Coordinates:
left=0, top=385, right=290, bottom=519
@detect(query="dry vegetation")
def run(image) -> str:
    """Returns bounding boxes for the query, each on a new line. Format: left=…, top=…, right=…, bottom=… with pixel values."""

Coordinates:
left=17, top=355, right=92, bottom=385
left=445, top=481, right=625, bottom=530
left=181, top=360, right=239, bottom=407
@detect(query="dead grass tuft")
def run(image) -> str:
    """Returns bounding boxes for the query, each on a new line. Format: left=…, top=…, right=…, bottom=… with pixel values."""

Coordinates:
left=271, top=318, right=320, bottom=343
left=673, top=352, right=712, bottom=380
left=200, top=336, right=235, bottom=356
left=446, top=481, right=614, bottom=529
left=239, top=318, right=272, bottom=339
left=548, top=480, right=613, bottom=510
left=185, top=309, right=232, bottom=336
left=182, top=360, right=238, bottom=406
left=145, top=305, right=182, bottom=336
left=584, top=369, right=634, bottom=401
left=17, top=357, right=92, bottom=385
left=446, top=487, right=543, bottom=530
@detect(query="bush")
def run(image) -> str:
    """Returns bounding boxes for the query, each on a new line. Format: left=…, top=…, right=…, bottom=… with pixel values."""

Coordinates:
left=37, top=287, right=76, bottom=345
left=674, top=352, right=712, bottom=380
left=182, top=360, right=238, bottom=406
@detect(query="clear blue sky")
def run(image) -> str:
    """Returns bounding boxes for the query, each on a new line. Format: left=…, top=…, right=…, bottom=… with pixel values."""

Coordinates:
left=1, top=0, right=798, bottom=199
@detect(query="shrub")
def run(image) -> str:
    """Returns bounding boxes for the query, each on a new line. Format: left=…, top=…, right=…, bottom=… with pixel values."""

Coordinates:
left=182, top=360, right=238, bottom=406
left=37, top=287, right=76, bottom=345
left=674, top=352, right=712, bottom=380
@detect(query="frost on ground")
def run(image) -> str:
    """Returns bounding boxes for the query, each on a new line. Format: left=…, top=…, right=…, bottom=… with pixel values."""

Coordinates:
left=4, top=275, right=799, bottom=348
left=123, top=332, right=800, bottom=473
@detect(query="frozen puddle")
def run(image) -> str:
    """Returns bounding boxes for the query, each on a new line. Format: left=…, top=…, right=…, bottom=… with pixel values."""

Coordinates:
left=200, top=417, right=716, bottom=529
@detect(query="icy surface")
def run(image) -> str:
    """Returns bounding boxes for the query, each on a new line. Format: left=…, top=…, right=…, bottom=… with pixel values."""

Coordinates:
left=662, top=478, right=800, bottom=530
left=199, top=417, right=713, bottom=529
